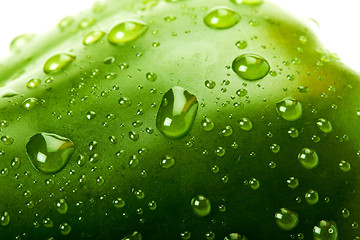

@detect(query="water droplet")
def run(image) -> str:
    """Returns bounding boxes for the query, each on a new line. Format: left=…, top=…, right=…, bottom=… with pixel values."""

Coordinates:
left=96, top=176, right=105, bottom=185
left=86, top=111, right=96, bottom=120
left=89, top=153, right=100, bottom=163
left=59, top=222, right=71, bottom=235
left=55, top=199, right=68, bottom=214
left=316, top=118, right=332, bottom=133
left=42, top=217, right=54, bottom=228
left=305, top=189, right=319, bottom=205
left=26, top=133, right=75, bottom=174
left=232, top=54, right=270, bottom=81
left=215, top=146, right=225, bottom=156
left=43, top=53, right=76, bottom=74
left=83, top=30, right=105, bottom=45
left=107, top=21, right=148, bottom=44
left=10, top=157, right=21, bottom=169
left=0, top=211, right=10, bottom=226
left=341, top=208, right=350, bottom=218
left=26, top=78, right=41, bottom=89
left=205, top=80, right=216, bottom=89
left=236, top=88, right=248, bottom=97
left=339, top=160, right=351, bottom=172
left=0, top=168, right=8, bottom=176
left=191, top=195, right=211, bottom=217
left=247, top=178, right=259, bottom=190
left=146, top=72, right=157, bottom=82
left=135, top=189, right=145, bottom=199
left=275, top=208, right=299, bottom=231
left=113, top=198, right=125, bottom=208
left=313, top=220, right=338, bottom=240
left=160, top=155, right=175, bottom=169
left=118, top=97, right=132, bottom=107
left=238, top=118, right=253, bottom=131
left=122, top=231, right=142, bottom=240
left=221, top=125, right=233, bottom=137
left=235, top=40, right=247, bottom=49
left=270, top=143, right=280, bottom=153
left=78, top=17, right=96, bottom=29
left=205, top=231, right=215, bottom=240
left=148, top=200, right=157, bottom=210
left=276, top=98, right=303, bottom=121
left=288, top=127, right=299, bottom=138
left=156, top=86, right=198, bottom=139
left=298, top=148, right=319, bottom=169
left=180, top=231, right=191, bottom=240
left=224, top=233, right=248, bottom=240
left=58, top=16, right=74, bottom=31
left=287, top=177, right=299, bottom=189
left=201, top=118, right=215, bottom=131
left=119, top=63, right=129, bottom=70
left=129, top=131, right=139, bottom=141
left=1, top=136, right=14, bottom=145
left=204, top=7, right=241, bottom=29
left=10, top=33, right=35, bottom=51
left=21, top=97, right=39, bottom=110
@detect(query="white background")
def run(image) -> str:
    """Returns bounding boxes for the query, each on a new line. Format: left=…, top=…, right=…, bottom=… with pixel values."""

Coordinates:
left=0, top=0, right=359, bottom=72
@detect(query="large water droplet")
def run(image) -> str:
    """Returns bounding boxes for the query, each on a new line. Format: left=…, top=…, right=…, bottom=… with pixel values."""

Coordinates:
left=43, top=54, right=76, bottom=74
left=107, top=21, right=148, bottom=44
left=26, top=133, right=75, bottom=174
left=313, top=220, right=338, bottom=240
left=298, top=147, right=319, bottom=169
left=232, top=54, right=270, bottom=80
left=203, top=7, right=241, bottom=29
left=83, top=30, right=105, bottom=45
left=316, top=118, right=332, bottom=133
left=191, top=195, right=211, bottom=217
left=275, top=208, right=299, bottom=231
left=156, top=86, right=198, bottom=139
left=276, top=98, right=302, bottom=121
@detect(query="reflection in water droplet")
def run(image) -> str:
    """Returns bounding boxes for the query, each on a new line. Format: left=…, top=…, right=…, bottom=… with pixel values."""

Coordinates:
left=26, top=133, right=75, bottom=174
left=26, top=78, right=41, bottom=89
left=21, top=97, right=39, bottom=110
left=201, top=118, right=215, bottom=132
left=191, top=195, right=211, bottom=217
left=55, top=199, right=68, bottom=214
left=43, top=54, right=76, bottom=74
left=59, top=222, right=72, bottom=235
left=316, top=118, right=332, bottom=133
left=275, top=208, right=299, bottom=231
left=276, top=98, right=302, bottom=121
left=305, top=189, right=319, bottom=205
left=0, top=211, right=10, bottom=226
left=238, top=118, right=253, bottom=131
left=224, top=233, right=248, bottom=240
left=204, top=7, right=241, bottom=29
left=232, top=54, right=270, bottom=81
left=156, top=86, right=198, bottom=139
left=298, top=148, right=318, bottom=169
left=107, top=21, right=148, bottom=44
left=160, top=155, right=175, bottom=169
left=313, top=220, right=338, bottom=240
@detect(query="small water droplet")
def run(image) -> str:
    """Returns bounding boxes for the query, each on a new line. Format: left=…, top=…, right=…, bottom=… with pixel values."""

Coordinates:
left=215, top=146, right=225, bottom=156
left=249, top=178, right=260, bottom=190
left=26, top=133, right=75, bottom=174
left=276, top=98, right=303, bottom=121
left=86, top=111, right=96, bottom=120
left=339, top=160, right=351, bottom=172
left=220, top=125, right=233, bottom=137
left=298, top=148, right=319, bottom=169
left=118, top=97, right=132, bottom=107
left=232, top=54, right=270, bottom=81
left=58, top=16, right=74, bottom=31
left=113, top=198, right=125, bottom=208
left=146, top=72, right=157, bottom=82
left=135, top=189, right=145, bottom=199
left=26, top=78, right=41, bottom=89
left=83, top=30, right=105, bottom=45
left=42, top=217, right=54, bottom=228
left=236, top=88, right=248, bottom=97
left=204, top=7, right=240, bottom=29
left=148, top=200, right=157, bottom=210
left=59, top=222, right=71, bottom=235
left=201, top=118, right=215, bottom=131
left=224, top=233, right=248, bottom=240
left=156, top=86, right=198, bottom=139
left=0, top=211, right=10, bottom=226
left=191, top=195, right=211, bottom=217
left=10, top=33, right=35, bottom=51
left=341, top=208, right=350, bottom=218
left=107, top=21, right=148, bottom=44
left=275, top=208, right=299, bottom=231
left=287, top=177, right=299, bottom=189
left=235, top=40, right=247, bottom=49
left=288, top=127, right=299, bottom=138
left=270, top=143, right=280, bottom=153
left=1, top=136, right=14, bottom=145
left=205, top=80, right=216, bottom=89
